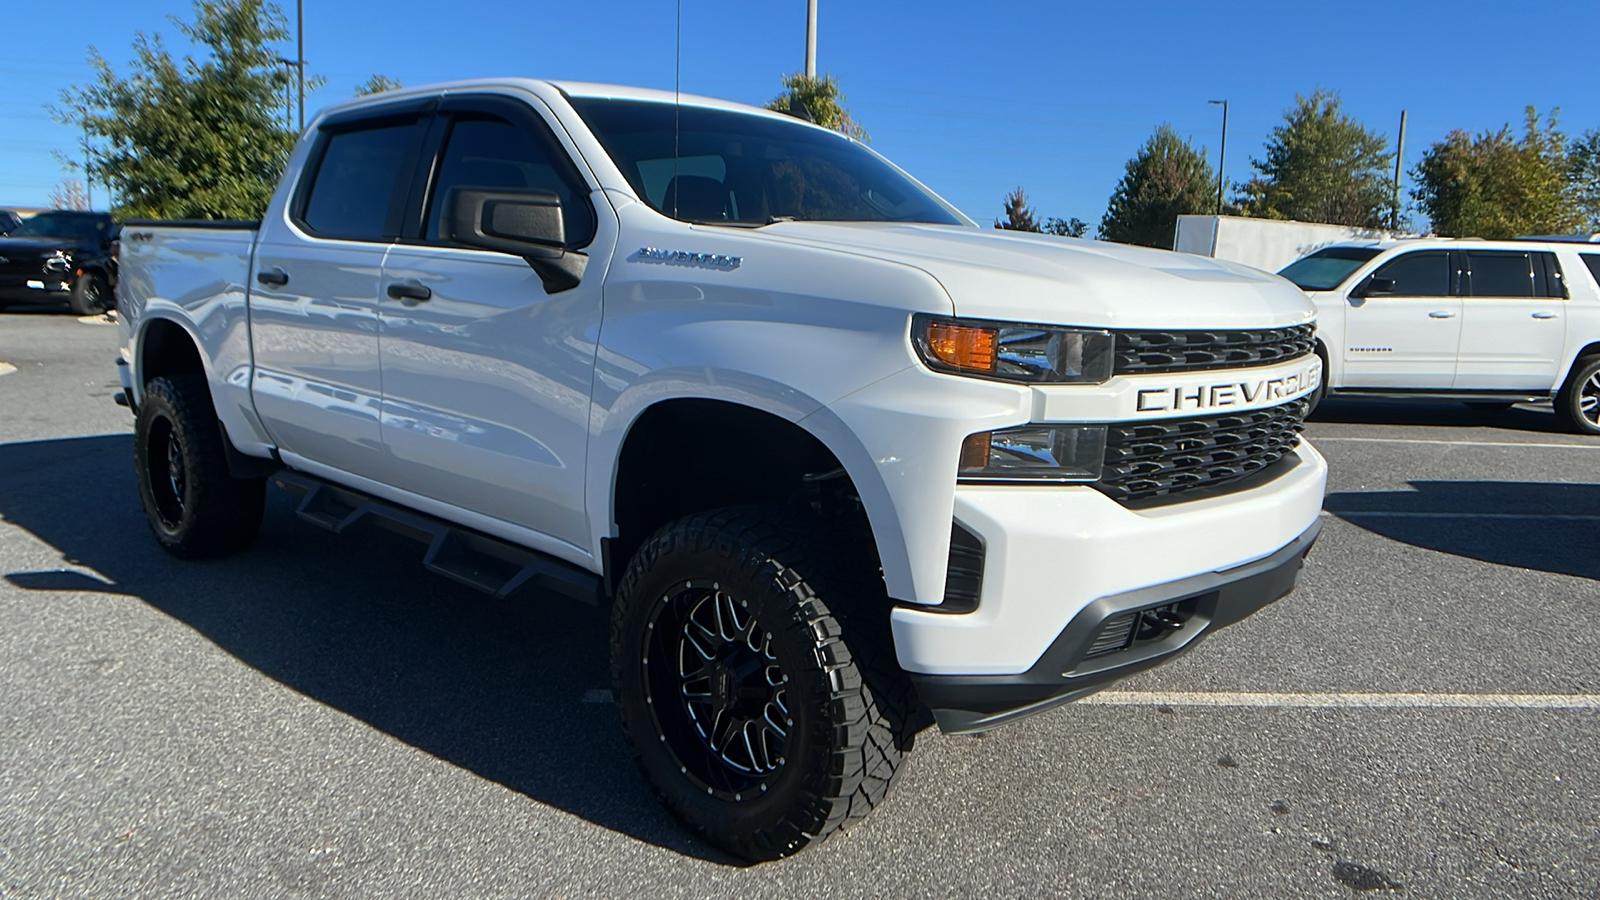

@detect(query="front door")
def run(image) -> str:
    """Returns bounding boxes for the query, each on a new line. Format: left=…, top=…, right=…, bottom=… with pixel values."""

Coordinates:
left=1341, top=249, right=1461, bottom=389
left=1454, top=249, right=1568, bottom=390
left=377, top=96, right=613, bottom=554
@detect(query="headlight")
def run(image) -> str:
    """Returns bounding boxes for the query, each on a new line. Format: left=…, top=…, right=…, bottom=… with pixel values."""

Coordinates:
left=43, top=251, right=73, bottom=273
left=959, top=425, right=1106, bottom=482
left=914, top=314, right=1113, bottom=384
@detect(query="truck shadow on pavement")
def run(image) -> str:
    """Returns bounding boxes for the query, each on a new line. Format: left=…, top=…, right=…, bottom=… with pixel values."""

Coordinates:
left=1325, top=480, right=1600, bottom=581
left=1311, top=397, right=1571, bottom=434
left=0, top=434, right=739, bottom=864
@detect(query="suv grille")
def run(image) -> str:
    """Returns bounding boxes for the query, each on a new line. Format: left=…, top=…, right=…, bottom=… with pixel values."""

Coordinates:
left=1113, top=324, right=1315, bottom=375
left=1097, top=399, right=1308, bottom=503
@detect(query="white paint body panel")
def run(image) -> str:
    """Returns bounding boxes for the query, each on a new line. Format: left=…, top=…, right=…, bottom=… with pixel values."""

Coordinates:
left=121, top=79, right=1330, bottom=679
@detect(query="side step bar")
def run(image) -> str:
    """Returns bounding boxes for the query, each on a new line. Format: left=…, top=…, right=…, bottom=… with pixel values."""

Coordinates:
left=272, top=471, right=600, bottom=605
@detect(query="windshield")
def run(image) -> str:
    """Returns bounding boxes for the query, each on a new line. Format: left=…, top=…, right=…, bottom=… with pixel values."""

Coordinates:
left=10, top=212, right=113, bottom=243
left=569, top=98, right=965, bottom=227
left=1278, top=246, right=1382, bottom=291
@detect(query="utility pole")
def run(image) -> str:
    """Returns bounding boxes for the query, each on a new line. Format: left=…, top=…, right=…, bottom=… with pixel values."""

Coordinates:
left=82, top=118, right=93, bottom=210
left=1208, top=99, right=1228, bottom=216
left=1392, top=109, right=1408, bottom=231
left=296, top=0, right=305, bottom=132
left=805, top=0, right=817, bottom=78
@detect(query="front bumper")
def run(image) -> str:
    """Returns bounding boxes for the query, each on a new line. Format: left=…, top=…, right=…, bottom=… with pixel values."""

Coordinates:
left=912, top=517, right=1321, bottom=733
left=0, top=274, right=72, bottom=303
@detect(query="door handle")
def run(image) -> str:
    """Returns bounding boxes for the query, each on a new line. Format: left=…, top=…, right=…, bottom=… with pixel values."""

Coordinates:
left=256, top=267, right=289, bottom=287
left=386, top=280, right=432, bottom=303
left=1531, top=311, right=1558, bottom=319
left=1427, top=310, right=1455, bottom=318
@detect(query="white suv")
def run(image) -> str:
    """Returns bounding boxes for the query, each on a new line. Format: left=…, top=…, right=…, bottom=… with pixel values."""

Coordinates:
left=1281, top=238, right=1600, bottom=433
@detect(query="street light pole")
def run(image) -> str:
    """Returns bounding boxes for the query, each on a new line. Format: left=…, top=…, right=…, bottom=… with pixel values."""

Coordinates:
left=805, top=0, right=817, bottom=78
left=296, top=0, right=305, bottom=132
left=1208, top=99, right=1228, bottom=216
left=82, top=118, right=93, bottom=210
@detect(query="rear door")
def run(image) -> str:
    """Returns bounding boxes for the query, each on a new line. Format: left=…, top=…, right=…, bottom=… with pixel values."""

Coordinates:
left=249, top=99, right=432, bottom=475
left=1453, top=249, right=1568, bottom=390
left=375, top=93, right=613, bottom=552
left=1341, top=249, right=1461, bottom=388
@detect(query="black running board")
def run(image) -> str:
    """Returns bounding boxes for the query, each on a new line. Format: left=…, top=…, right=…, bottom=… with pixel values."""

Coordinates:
left=272, top=470, right=600, bottom=605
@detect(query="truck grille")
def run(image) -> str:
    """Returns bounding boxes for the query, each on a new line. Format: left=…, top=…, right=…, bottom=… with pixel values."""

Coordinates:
left=1097, top=399, right=1308, bottom=503
left=1113, top=324, right=1315, bottom=375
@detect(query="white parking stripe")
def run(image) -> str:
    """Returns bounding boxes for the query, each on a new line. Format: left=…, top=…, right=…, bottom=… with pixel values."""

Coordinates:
left=1324, top=510, right=1600, bottom=521
left=1314, top=436, right=1599, bottom=450
left=1082, top=691, right=1600, bottom=709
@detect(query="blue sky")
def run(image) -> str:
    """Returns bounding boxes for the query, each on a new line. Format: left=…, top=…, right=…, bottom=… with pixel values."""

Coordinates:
left=4, top=0, right=1598, bottom=230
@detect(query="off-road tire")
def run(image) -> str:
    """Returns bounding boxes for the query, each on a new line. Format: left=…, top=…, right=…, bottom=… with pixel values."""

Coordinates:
left=1555, top=355, right=1600, bottom=436
left=68, top=272, right=109, bottom=316
left=610, top=506, right=918, bottom=861
left=134, top=374, right=265, bottom=558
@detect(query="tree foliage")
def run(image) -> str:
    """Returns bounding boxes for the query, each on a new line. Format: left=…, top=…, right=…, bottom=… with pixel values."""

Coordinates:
left=49, top=179, right=91, bottom=211
left=995, top=186, right=1040, bottom=231
left=356, top=74, right=402, bottom=97
left=766, top=73, right=868, bottom=142
left=1099, top=125, right=1216, bottom=248
left=1566, top=128, right=1600, bottom=235
left=1412, top=108, right=1578, bottom=238
left=1234, top=90, right=1393, bottom=227
left=54, top=0, right=308, bottom=220
left=1043, top=216, right=1089, bottom=238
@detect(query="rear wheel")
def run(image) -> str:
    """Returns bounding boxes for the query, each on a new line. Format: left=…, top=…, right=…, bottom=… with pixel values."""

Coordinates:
left=135, top=374, right=266, bottom=557
left=1555, top=355, right=1600, bottom=435
left=610, top=507, right=915, bottom=861
left=68, top=272, right=109, bottom=316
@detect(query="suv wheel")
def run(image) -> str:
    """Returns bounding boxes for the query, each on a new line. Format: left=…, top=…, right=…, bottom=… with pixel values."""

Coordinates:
left=610, top=506, right=916, bottom=861
left=69, top=272, right=109, bottom=316
left=1555, top=355, right=1600, bottom=436
left=135, top=374, right=266, bottom=557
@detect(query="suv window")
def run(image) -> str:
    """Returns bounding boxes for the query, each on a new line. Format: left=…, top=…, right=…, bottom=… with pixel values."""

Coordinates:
left=1464, top=250, right=1537, bottom=298
left=1371, top=250, right=1450, bottom=296
left=1583, top=253, right=1600, bottom=287
left=424, top=115, right=595, bottom=247
left=300, top=121, right=421, bottom=241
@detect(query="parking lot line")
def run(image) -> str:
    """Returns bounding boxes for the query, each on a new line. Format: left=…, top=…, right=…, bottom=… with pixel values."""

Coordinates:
left=1324, top=511, right=1600, bottom=521
left=1313, top=436, right=1600, bottom=451
left=1083, top=691, right=1600, bottom=709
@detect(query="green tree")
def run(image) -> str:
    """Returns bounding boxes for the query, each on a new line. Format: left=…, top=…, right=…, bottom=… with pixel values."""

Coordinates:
left=995, top=186, right=1040, bottom=231
left=1043, top=216, right=1089, bottom=238
left=1413, top=108, right=1578, bottom=238
left=53, top=0, right=314, bottom=220
left=1567, top=128, right=1600, bottom=234
left=1234, top=89, right=1393, bottom=227
left=766, top=73, right=868, bottom=141
left=356, top=74, right=402, bottom=97
left=1099, top=125, right=1216, bottom=248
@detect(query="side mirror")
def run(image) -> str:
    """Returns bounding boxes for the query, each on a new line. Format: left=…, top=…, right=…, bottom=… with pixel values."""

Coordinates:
left=444, top=188, right=587, bottom=293
left=1353, top=276, right=1396, bottom=299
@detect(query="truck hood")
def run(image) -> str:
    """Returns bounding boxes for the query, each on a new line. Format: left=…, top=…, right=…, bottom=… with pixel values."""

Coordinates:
left=751, top=222, right=1315, bottom=329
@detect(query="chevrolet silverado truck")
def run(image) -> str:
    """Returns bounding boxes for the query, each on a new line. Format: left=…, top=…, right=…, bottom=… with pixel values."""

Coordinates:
left=1280, top=238, right=1600, bottom=434
left=116, top=79, right=1327, bottom=860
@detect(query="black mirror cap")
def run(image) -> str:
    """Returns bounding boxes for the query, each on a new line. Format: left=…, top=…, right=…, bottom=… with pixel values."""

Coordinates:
left=444, top=188, right=587, bottom=293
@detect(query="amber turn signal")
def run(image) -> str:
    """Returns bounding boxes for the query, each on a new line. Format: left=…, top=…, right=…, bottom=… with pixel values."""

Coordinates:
left=924, top=321, right=997, bottom=373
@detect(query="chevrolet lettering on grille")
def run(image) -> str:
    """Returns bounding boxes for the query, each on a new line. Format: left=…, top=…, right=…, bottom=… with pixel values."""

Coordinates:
left=1134, top=359, right=1321, bottom=414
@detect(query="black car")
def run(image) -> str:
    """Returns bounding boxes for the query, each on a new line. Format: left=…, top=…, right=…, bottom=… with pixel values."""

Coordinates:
left=0, top=210, right=20, bottom=235
left=0, top=210, right=117, bottom=315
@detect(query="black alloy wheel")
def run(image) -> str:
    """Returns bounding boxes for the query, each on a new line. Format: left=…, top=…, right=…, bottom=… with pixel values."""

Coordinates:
left=611, top=507, right=917, bottom=861
left=134, top=374, right=266, bottom=557
left=69, top=272, right=108, bottom=316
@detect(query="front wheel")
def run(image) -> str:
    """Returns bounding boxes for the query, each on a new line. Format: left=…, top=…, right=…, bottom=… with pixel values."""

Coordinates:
left=134, top=374, right=266, bottom=557
left=610, top=507, right=914, bottom=861
left=68, top=272, right=109, bottom=316
left=1555, top=355, right=1600, bottom=436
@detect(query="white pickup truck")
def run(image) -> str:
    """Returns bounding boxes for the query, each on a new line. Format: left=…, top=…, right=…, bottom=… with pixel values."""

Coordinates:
left=115, top=79, right=1326, bottom=859
left=1280, top=238, right=1600, bottom=433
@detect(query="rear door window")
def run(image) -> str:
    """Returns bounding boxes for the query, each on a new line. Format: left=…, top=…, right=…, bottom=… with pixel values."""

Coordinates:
left=1464, top=251, right=1537, bottom=298
left=1371, top=250, right=1451, bottom=296
left=299, top=121, right=424, bottom=241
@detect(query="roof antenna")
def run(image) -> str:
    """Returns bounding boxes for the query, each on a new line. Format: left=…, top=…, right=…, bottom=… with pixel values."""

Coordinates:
left=673, top=0, right=682, bottom=219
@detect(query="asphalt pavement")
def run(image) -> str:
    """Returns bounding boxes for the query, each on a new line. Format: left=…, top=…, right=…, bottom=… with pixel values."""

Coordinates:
left=1, top=309, right=1596, bottom=898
